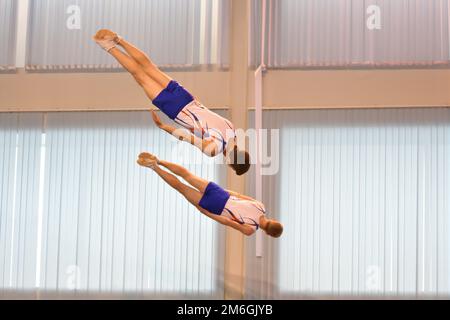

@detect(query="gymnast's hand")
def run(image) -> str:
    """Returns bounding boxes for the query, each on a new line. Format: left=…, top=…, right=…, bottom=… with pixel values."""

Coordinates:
left=151, top=110, right=177, bottom=136
left=151, top=110, right=164, bottom=128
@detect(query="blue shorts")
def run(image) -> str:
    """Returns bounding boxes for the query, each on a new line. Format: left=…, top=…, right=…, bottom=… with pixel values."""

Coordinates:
left=152, top=80, right=194, bottom=120
left=199, top=182, right=230, bottom=215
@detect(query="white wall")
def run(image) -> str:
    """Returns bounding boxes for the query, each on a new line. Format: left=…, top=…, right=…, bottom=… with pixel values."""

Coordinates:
left=0, top=111, right=226, bottom=297
left=246, top=108, right=450, bottom=298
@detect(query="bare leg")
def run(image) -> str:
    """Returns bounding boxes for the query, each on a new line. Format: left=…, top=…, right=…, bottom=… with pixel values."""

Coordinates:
left=118, top=38, right=172, bottom=88
left=158, top=160, right=209, bottom=193
left=108, top=47, right=164, bottom=100
left=152, top=165, right=203, bottom=206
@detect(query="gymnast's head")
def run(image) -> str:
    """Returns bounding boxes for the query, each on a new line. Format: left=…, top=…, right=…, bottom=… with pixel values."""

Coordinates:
left=227, top=145, right=250, bottom=176
left=260, top=216, right=283, bottom=238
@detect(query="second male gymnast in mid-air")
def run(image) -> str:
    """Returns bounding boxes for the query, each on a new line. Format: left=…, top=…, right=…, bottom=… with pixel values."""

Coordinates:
left=137, top=152, right=283, bottom=237
left=93, top=29, right=250, bottom=175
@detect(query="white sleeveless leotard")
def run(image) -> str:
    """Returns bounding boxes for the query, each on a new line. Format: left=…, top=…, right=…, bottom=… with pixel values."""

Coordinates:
left=221, top=197, right=266, bottom=232
left=174, top=101, right=236, bottom=154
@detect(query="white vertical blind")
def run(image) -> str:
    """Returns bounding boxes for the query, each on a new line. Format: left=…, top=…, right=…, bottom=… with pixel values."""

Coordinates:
left=0, top=113, right=43, bottom=290
left=0, top=0, right=17, bottom=70
left=26, top=0, right=230, bottom=71
left=0, top=111, right=226, bottom=297
left=251, top=0, right=450, bottom=68
left=246, top=108, right=450, bottom=298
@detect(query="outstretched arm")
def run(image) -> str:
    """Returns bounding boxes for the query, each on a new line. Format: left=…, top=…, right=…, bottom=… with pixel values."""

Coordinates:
left=151, top=111, right=218, bottom=156
left=226, top=190, right=256, bottom=201
left=196, top=206, right=254, bottom=236
left=226, top=190, right=265, bottom=210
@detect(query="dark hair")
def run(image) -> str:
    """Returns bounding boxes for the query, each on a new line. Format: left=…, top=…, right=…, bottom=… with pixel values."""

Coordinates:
left=228, top=146, right=250, bottom=176
left=266, top=221, right=283, bottom=238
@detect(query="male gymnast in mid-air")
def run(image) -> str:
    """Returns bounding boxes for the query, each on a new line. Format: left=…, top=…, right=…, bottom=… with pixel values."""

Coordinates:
left=136, top=152, right=283, bottom=237
left=93, top=29, right=250, bottom=175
